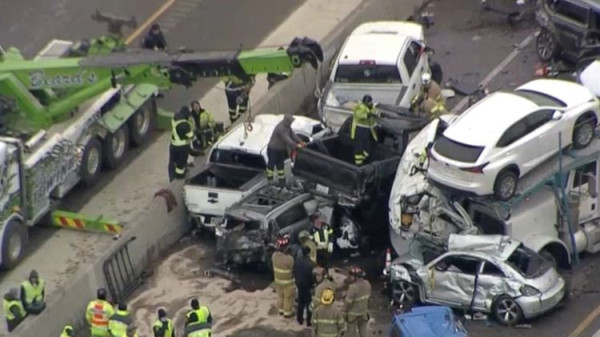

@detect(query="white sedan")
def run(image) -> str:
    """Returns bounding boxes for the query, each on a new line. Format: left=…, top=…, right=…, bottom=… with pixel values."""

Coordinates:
left=427, top=79, right=600, bottom=201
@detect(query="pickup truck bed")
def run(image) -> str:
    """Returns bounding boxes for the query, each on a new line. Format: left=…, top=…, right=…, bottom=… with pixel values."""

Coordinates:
left=293, top=134, right=402, bottom=206
left=184, top=165, right=267, bottom=226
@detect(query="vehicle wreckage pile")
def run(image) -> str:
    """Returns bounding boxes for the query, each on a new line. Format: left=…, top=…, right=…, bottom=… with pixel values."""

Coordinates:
left=180, top=2, right=600, bottom=333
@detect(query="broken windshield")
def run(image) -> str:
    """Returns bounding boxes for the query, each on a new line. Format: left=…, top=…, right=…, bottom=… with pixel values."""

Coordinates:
left=224, top=215, right=261, bottom=231
left=506, top=245, right=549, bottom=278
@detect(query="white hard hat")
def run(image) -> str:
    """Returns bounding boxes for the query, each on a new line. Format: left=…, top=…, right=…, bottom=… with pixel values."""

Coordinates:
left=422, top=73, right=432, bottom=85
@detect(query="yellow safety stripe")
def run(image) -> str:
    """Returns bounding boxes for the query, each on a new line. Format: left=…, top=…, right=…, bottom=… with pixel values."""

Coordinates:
left=316, top=332, right=339, bottom=337
left=172, top=120, right=192, bottom=146
left=314, top=319, right=338, bottom=324
left=347, top=295, right=370, bottom=303
left=175, top=166, right=186, bottom=174
left=273, top=267, right=291, bottom=275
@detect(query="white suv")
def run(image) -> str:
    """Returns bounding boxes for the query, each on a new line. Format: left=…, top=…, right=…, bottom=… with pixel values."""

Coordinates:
left=427, top=79, right=600, bottom=201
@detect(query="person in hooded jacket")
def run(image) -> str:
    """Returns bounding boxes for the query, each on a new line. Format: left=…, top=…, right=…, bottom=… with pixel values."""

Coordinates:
left=266, top=113, right=304, bottom=184
left=20, top=269, right=46, bottom=314
left=4, top=287, right=26, bottom=332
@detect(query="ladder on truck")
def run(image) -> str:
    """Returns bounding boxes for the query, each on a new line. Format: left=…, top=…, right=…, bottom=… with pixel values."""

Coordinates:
left=473, top=132, right=600, bottom=265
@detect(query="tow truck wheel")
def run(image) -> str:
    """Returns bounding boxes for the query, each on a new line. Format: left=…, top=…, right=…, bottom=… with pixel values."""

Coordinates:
left=129, top=98, right=157, bottom=147
left=81, top=138, right=103, bottom=187
left=103, top=126, right=130, bottom=170
left=1, top=220, right=28, bottom=270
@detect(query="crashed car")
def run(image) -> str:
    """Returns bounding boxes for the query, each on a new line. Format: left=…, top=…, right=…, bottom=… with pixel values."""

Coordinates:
left=215, top=184, right=339, bottom=267
left=390, top=306, right=468, bottom=337
left=388, top=234, right=567, bottom=326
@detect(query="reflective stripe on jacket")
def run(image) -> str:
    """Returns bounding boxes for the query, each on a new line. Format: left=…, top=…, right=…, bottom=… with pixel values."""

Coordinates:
left=344, top=279, right=371, bottom=317
left=351, top=103, right=377, bottom=140
left=153, top=318, right=174, bottom=337
left=3, top=299, right=25, bottom=320
left=311, top=304, right=345, bottom=337
left=22, top=279, right=45, bottom=304
left=272, top=251, right=294, bottom=286
left=108, top=309, right=131, bottom=336
left=313, top=226, right=333, bottom=250
left=171, top=119, right=194, bottom=146
left=86, top=300, right=114, bottom=330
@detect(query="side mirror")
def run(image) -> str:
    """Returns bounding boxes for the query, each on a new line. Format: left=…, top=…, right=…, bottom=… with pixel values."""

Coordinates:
left=424, top=46, right=435, bottom=56
left=552, top=111, right=562, bottom=120
left=588, top=174, right=598, bottom=198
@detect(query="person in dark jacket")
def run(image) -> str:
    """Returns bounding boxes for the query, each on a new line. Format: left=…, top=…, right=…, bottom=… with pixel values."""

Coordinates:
left=142, top=23, right=167, bottom=50
left=169, top=106, right=202, bottom=182
left=294, top=245, right=316, bottom=327
left=266, top=113, right=304, bottom=184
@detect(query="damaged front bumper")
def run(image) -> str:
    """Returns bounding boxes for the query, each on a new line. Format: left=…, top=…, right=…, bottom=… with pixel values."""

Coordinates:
left=216, top=230, right=268, bottom=265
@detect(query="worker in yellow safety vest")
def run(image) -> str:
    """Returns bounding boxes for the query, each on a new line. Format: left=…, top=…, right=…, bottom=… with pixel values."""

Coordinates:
left=20, top=269, right=46, bottom=314
left=169, top=106, right=202, bottom=182
left=108, top=303, right=132, bottom=337
left=190, top=100, right=218, bottom=152
left=4, top=287, right=26, bottom=332
left=60, top=325, right=75, bottom=337
left=271, top=235, right=296, bottom=318
left=223, top=75, right=254, bottom=124
left=351, top=95, right=378, bottom=166
left=186, top=298, right=212, bottom=327
left=344, top=266, right=372, bottom=337
left=86, top=288, right=115, bottom=337
left=310, top=212, right=334, bottom=271
left=184, top=312, right=212, bottom=337
left=126, top=324, right=140, bottom=337
left=153, top=308, right=175, bottom=337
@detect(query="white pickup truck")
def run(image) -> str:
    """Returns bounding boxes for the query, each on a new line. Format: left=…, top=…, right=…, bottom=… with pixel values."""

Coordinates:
left=183, top=114, right=330, bottom=231
left=317, top=21, right=441, bottom=131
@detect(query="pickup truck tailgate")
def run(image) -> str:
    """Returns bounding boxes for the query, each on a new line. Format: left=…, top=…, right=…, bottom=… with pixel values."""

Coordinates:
left=184, top=165, right=267, bottom=220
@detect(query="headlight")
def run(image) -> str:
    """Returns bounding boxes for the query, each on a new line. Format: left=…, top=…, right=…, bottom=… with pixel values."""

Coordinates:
left=390, top=264, right=411, bottom=282
left=520, top=285, right=541, bottom=297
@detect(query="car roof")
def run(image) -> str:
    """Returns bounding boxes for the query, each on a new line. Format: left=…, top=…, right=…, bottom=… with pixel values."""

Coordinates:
left=442, top=92, right=538, bottom=146
left=338, top=21, right=424, bottom=66
left=516, top=79, right=595, bottom=107
left=393, top=306, right=462, bottom=337
left=447, top=234, right=520, bottom=262
left=215, top=114, right=320, bottom=154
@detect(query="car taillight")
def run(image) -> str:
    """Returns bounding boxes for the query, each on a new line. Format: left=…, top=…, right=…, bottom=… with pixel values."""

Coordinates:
left=459, top=162, right=489, bottom=174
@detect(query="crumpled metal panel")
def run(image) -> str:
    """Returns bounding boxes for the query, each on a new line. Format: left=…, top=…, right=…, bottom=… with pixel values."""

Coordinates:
left=448, top=234, right=520, bottom=261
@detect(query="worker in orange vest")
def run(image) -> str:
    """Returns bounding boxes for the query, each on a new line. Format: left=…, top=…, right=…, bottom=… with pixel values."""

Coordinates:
left=86, top=288, right=115, bottom=337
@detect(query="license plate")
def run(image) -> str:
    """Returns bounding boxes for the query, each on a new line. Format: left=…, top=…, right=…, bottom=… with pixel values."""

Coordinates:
left=316, top=184, right=329, bottom=194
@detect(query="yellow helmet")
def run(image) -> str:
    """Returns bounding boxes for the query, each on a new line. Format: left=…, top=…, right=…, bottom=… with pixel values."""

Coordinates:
left=321, top=288, right=334, bottom=305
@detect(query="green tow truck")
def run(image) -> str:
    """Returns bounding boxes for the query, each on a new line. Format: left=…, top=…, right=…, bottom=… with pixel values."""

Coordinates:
left=0, top=12, right=323, bottom=269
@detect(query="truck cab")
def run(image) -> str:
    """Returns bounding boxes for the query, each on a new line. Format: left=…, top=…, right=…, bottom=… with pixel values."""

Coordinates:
left=183, top=114, right=330, bottom=231
left=318, top=21, right=435, bottom=131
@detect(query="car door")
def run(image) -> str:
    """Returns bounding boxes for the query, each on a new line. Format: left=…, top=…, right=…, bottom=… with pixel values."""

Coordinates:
left=568, top=160, right=599, bottom=222
left=399, top=40, right=423, bottom=106
left=272, top=202, right=309, bottom=242
left=549, top=0, right=590, bottom=57
left=425, top=254, right=482, bottom=308
left=522, top=109, right=560, bottom=167
left=473, top=261, right=508, bottom=311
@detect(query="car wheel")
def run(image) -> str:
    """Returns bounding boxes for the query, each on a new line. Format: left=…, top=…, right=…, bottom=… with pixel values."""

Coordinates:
left=392, top=280, right=419, bottom=306
left=536, top=28, right=559, bottom=62
left=493, top=168, right=518, bottom=201
left=573, top=116, right=595, bottom=149
left=492, top=295, right=524, bottom=326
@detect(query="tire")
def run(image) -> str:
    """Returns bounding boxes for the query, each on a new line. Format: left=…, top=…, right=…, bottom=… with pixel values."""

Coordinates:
left=430, top=62, right=443, bottom=84
left=103, top=126, right=129, bottom=170
left=492, top=295, right=524, bottom=326
left=493, top=168, right=518, bottom=201
left=129, top=98, right=157, bottom=147
left=0, top=220, right=28, bottom=270
left=572, top=116, right=595, bottom=150
left=80, top=138, right=103, bottom=187
left=536, top=28, right=559, bottom=62
left=391, top=280, right=419, bottom=306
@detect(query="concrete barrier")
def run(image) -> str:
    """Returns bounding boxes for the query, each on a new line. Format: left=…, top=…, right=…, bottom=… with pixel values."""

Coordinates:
left=14, top=0, right=424, bottom=336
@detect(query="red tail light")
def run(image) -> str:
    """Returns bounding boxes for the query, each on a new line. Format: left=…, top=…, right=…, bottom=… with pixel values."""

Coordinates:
left=459, top=162, right=489, bottom=174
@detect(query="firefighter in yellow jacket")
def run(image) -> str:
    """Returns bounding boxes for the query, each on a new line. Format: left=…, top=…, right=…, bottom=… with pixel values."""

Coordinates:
left=312, top=267, right=337, bottom=311
left=312, top=289, right=345, bottom=337
left=351, top=95, right=378, bottom=166
left=271, top=235, right=295, bottom=318
left=344, top=266, right=372, bottom=337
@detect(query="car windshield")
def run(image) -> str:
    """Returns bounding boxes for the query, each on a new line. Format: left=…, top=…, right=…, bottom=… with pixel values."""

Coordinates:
left=433, top=135, right=484, bottom=163
left=210, top=149, right=266, bottom=170
left=334, top=64, right=402, bottom=84
left=512, top=89, right=567, bottom=107
left=506, top=245, right=550, bottom=278
left=223, top=215, right=261, bottom=230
